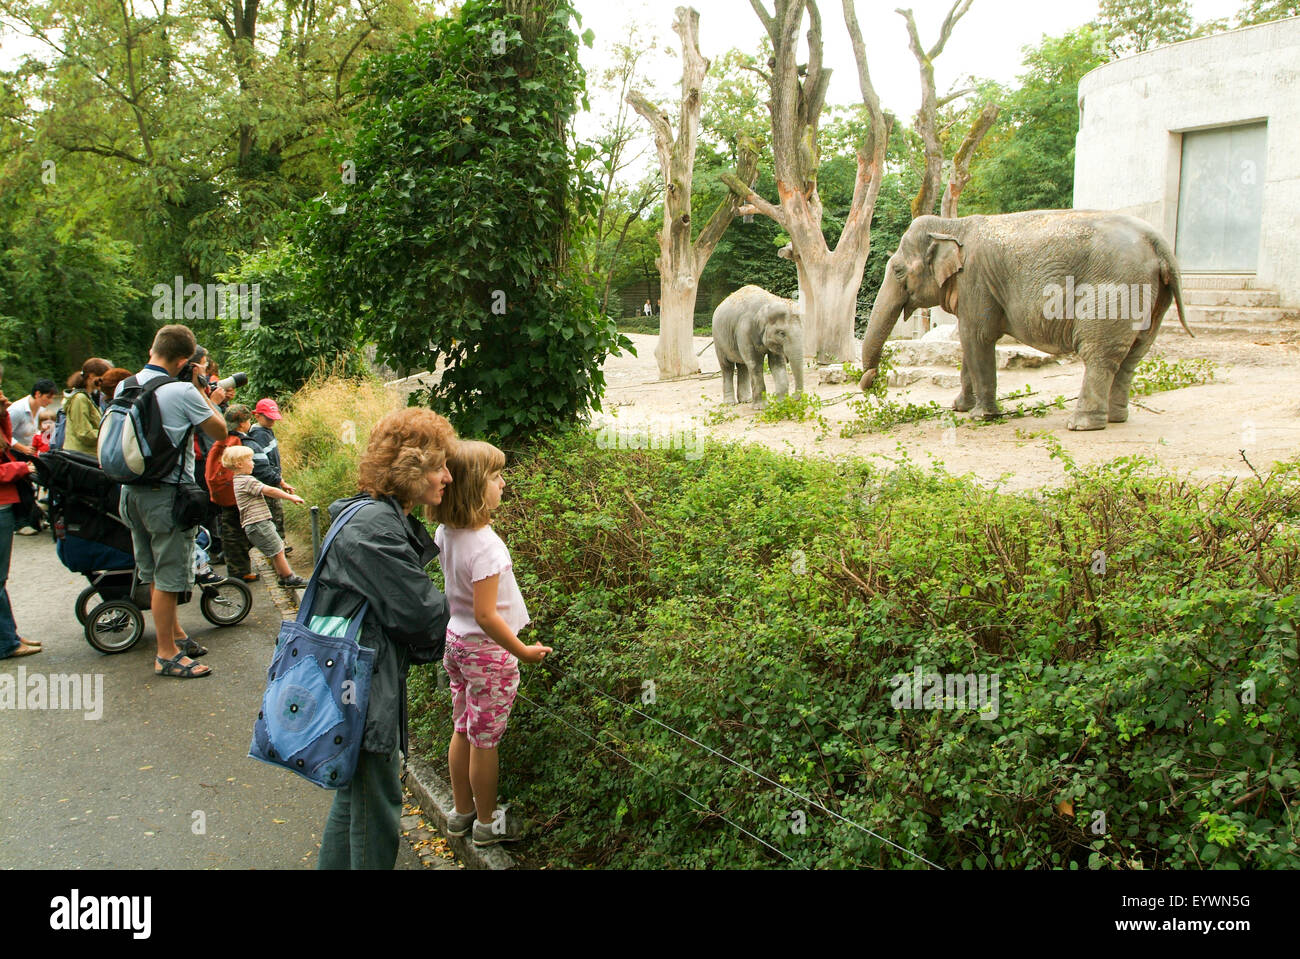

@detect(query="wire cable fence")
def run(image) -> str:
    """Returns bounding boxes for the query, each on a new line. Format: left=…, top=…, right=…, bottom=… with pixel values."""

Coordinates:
left=510, top=659, right=945, bottom=870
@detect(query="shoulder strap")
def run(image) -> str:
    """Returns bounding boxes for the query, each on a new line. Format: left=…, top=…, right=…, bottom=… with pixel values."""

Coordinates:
left=296, top=499, right=375, bottom=628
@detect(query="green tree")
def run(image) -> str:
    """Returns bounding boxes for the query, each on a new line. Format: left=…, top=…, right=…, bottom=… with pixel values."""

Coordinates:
left=961, top=26, right=1108, bottom=214
left=298, top=0, right=629, bottom=441
left=1236, top=0, right=1300, bottom=24
left=1097, top=0, right=1193, bottom=55
left=0, top=0, right=428, bottom=357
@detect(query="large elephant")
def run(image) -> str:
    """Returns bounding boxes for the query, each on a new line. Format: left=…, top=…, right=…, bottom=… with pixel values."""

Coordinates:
left=712, top=285, right=805, bottom=405
left=859, top=211, right=1192, bottom=430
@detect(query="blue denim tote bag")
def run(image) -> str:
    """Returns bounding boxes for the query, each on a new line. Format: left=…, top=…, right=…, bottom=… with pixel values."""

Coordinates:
left=248, top=500, right=374, bottom=788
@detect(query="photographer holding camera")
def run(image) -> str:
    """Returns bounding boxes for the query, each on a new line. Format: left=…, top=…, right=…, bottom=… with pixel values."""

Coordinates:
left=117, top=325, right=230, bottom=679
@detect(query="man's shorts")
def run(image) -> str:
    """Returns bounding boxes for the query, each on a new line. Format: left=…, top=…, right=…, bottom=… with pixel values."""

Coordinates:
left=119, top=485, right=195, bottom=594
left=444, top=630, right=520, bottom=748
left=244, top=518, right=284, bottom=559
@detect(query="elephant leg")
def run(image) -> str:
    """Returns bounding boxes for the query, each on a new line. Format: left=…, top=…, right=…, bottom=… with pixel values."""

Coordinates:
left=746, top=359, right=767, bottom=406
left=952, top=362, right=976, bottom=413
left=1108, top=339, right=1153, bottom=423
left=960, top=329, right=1001, bottom=419
left=719, top=358, right=738, bottom=404
left=769, top=353, right=790, bottom=398
left=736, top=363, right=752, bottom=404
left=1069, top=348, right=1123, bottom=431
left=1109, top=287, right=1169, bottom=422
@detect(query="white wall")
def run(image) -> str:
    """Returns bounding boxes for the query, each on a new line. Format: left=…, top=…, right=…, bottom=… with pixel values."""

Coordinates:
left=1074, top=17, right=1300, bottom=304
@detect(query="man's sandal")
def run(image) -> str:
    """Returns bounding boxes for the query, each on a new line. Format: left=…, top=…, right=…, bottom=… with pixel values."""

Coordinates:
left=10, top=642, right=41, bottom=657
left=154, top=653, right=212, bottom=678
left=176, top=637, right=208, bottom=658
left=18, top=636, right=40, bottom=647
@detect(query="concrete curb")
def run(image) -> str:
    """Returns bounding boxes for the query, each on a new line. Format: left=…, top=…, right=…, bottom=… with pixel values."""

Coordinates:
left=253, top=552, right=300, bottom=617
left=404, top=754, right=515, bottom=870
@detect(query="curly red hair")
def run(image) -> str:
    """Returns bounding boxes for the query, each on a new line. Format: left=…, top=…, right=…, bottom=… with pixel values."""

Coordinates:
left=358, top=408, right=458, bottom=509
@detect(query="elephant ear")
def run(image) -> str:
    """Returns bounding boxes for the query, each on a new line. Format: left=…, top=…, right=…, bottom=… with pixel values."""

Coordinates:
left=926, top=233, right=964, bottom=288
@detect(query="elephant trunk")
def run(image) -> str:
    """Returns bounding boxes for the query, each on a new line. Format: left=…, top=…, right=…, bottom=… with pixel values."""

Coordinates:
left=859, top=274, right=908, bottom=392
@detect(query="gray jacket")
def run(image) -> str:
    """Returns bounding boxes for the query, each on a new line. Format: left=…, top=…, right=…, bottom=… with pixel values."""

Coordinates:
left=311, top=494, right=449, bottom=755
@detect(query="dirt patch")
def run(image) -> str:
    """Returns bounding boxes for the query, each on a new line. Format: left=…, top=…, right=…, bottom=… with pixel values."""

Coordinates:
left=597, top=325, right=1300, bottom=493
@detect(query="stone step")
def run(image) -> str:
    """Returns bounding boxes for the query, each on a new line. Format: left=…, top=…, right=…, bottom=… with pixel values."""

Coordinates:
left=1182, top=289, right=1281, bottom=308
left=1184, top=305, right=1296, bottom=326
left=1181, top=274, right=1267, bottom=290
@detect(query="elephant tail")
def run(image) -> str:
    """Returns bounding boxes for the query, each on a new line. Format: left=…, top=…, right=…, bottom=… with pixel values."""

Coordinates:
left=1154, top=235, right=1194, bottom=338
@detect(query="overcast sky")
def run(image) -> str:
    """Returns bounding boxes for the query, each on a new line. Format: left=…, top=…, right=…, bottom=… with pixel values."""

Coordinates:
left=1, top=0, right=1248, bottom=138
left=576, top=0, right=1244, bottom=120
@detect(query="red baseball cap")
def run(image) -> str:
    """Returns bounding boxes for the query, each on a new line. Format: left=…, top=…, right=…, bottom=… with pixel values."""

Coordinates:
left=254, top=398, right=282, bottom=421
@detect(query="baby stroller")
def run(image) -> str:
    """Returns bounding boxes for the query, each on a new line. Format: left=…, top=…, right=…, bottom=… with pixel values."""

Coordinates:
left=35, top=450, right=253, bottom=653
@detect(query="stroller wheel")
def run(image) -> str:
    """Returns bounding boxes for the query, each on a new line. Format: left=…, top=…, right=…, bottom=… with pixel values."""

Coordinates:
left=76, top=586, right=102, bottom=626
left=200, top=579, right=253, bottom=628
left=85, top=601, right=145, bottom=654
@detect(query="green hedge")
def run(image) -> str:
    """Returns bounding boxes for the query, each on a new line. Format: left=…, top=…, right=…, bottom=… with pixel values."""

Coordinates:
left=401, top=433, right=1299, bottom=868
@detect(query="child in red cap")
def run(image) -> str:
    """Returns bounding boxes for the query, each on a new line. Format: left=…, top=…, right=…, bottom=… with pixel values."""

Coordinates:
left=248, top=398, right=294, bottom=547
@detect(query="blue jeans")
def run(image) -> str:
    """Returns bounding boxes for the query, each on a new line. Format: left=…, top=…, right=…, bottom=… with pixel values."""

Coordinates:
left=317, top=747, right=403, bottom=870
left=0, top=505, right=20, bottom=657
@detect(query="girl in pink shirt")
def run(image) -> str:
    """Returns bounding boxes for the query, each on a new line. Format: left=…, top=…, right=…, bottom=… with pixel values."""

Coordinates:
left=435, top=440, right=551, bottom=846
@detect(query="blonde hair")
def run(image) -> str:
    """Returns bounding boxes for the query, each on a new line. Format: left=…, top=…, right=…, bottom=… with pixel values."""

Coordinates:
left=435, top=440, right=506, bottom=530
left=358, top=408, right=458, bottom=510
left=222, top=445, right=254, bottom=469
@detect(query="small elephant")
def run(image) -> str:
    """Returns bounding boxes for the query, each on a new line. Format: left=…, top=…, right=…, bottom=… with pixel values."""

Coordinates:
left=712, top=285, right=805, bottom=405
left=859, top=211, right=1193, bottom=431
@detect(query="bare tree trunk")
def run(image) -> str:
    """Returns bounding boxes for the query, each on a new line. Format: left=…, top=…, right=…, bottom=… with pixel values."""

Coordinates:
left=630, top=6, right=758, bottom=379
left=722, top=0, right=892, bottom=364
left=897, top=1, right=975, bottom=219
left=940, top=101, right=999, bottom=217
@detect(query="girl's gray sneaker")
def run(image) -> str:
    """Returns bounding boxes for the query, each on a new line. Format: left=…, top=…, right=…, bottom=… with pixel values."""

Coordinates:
left=446, top=809, right=476, bottom=838
left=472, top=806, right=525, bottom=846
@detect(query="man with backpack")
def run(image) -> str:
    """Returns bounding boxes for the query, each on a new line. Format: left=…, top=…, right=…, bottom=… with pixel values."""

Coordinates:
left=110, top=325, right=229, bottom=679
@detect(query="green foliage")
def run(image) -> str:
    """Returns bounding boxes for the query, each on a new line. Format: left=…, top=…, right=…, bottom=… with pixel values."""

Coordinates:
left=297, top=0, right=630, bottom=441
left=1098, top=0, right=1194, bottom=54
left=840, top=394, right=951, bottom=437
left=963, top=27, right=1109, bottom=214
left=1131, top=355, right=1217, bottom=396
left=755, top=392, right=825, bottom=425
left=755, top=392, right=831, bottom=439
left=1236, top=0, right=1300, bottom=25
left=218, top=239, right=369, bottom=401
left=400, top=431, right=1300, bottom=869
left=0, top=182, right=147, bottom=381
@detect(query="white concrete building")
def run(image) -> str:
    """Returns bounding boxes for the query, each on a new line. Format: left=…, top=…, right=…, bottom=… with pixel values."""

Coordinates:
left=1074, top=17, right=1300, bottom=321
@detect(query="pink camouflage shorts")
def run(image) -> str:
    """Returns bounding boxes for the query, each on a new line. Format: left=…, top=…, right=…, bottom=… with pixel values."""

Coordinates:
left=444, top=629, right=520, bottom=748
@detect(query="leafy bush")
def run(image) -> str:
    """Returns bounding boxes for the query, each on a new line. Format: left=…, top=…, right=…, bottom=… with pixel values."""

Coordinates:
left=296, top=0, right=630, bottom=441
left=401, top=432, right=1299, bottom=869
left=219, top=240, right=371, bottom=401
left=275, top=372, right=402, bottom=536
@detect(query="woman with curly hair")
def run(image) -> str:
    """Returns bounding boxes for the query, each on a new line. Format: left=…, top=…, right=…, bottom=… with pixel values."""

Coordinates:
left=312, top=407, right=457, bottom=869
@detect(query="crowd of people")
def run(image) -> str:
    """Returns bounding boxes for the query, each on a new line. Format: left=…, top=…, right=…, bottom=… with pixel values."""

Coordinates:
left=0, top=328, right=307, bottom=672
left=1, top=321, right=551, bottom=867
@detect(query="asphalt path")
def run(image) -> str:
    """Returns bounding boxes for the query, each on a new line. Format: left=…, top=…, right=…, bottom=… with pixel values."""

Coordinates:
left=0, top=530, right=420, bottom=870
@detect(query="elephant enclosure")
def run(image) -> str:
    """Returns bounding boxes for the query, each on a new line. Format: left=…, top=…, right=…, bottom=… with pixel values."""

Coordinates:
left=597, top=325, right=1300, bottom=491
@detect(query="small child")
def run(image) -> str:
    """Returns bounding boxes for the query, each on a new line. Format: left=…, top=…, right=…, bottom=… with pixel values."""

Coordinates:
left=248, top=398, right=292, bottom=546
left=222, top=445, right=307, bottom=588
left=37, top=408, right=57, bottom=445
left=435, top=440, right=551, bottom=847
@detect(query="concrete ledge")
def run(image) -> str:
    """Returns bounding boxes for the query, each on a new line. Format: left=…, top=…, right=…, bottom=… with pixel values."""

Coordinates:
left=404, top=754, right=515, bottom=870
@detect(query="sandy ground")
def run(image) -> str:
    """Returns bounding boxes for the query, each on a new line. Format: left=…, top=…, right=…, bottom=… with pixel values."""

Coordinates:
left=594, top=324, right=1300, bottom=492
